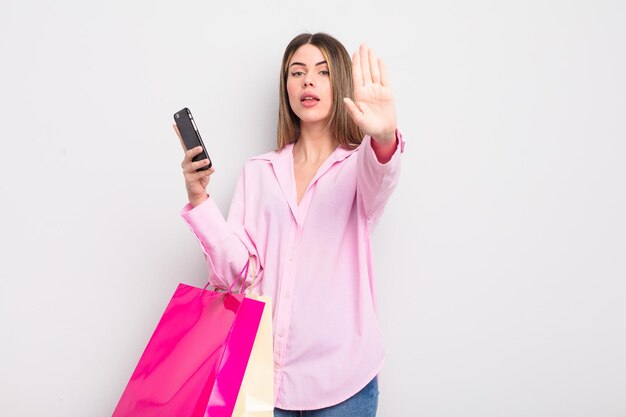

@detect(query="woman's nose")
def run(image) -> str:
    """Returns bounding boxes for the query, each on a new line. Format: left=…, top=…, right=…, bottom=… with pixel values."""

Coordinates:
left=303, top=77, right=314, bottom=87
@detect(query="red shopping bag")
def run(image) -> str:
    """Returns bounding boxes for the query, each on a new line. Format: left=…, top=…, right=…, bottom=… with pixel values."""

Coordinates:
left=112, top=263, right=265, bottom=417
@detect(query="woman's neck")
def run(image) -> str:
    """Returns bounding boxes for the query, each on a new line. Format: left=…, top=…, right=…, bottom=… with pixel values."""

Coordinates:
left=294, top=122, right=338, bottom=164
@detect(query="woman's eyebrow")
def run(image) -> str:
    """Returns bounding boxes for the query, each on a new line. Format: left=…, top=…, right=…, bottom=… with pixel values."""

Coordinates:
left=289, top=60, right=328, bottom=67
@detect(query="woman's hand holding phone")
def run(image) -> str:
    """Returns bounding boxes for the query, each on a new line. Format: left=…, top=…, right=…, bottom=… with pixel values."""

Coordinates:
left=173, top=124, right=215, bottom=207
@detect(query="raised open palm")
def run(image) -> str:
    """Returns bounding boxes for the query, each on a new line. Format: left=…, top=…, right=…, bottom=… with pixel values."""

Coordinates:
left=344, top=44, right=397, bottom=142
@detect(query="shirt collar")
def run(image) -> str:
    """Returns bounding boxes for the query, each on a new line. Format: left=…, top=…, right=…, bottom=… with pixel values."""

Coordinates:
left=249, top=142, right=358, bottom=163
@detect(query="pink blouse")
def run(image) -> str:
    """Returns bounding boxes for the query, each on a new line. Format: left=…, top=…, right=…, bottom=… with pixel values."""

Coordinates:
left=180, top=133, right=405, bottom=410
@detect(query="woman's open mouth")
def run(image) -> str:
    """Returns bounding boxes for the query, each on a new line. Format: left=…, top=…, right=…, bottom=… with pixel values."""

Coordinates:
left=300, top=93, right=320, bottom=107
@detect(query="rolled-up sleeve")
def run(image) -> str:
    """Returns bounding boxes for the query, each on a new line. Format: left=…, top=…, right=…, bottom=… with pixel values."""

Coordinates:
left=356, top=130, right=406, bottom=226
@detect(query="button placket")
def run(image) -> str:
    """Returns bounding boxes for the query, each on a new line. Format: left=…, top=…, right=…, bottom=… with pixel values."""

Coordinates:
left=274, top=223, right=305, bottom=402
left=272, top=222, right=299, bottom=399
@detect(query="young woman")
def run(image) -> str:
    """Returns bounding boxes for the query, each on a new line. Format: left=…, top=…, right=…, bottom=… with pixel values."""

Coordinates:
left=175, top=32, right=404, bottom=417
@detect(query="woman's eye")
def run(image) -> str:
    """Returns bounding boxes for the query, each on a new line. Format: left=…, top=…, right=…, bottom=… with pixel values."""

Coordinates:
left=290, top=71, right=304, bottom=77
left=320, top=70, right=330, bottom=76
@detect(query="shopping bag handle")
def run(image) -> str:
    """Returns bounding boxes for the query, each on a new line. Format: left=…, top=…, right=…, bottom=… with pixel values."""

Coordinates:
left=203, top=258, right=250, bottom=294
left=244, top=256, right=258, bottom=295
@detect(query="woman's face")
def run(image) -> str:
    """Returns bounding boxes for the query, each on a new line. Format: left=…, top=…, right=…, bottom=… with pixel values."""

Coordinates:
left=286, top=44, right=333, bottom=126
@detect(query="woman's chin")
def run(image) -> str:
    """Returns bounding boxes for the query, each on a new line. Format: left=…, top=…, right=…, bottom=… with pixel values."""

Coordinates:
left=295, top=112, right=331, bottom=126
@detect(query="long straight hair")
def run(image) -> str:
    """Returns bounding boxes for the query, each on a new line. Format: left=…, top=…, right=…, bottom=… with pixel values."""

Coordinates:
left=277, top=33, right=363, bottom=150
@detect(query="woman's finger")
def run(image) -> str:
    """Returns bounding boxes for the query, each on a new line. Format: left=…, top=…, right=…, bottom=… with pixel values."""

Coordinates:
left=352, top=51, right=363, bottom=86
left=369, top=48, right=380, bottom=84
left=173, top=124, right=187, bottom=151
left=192, top=167, right=214, bottom=180
left=343, top=97, right=364, bottom=125
left=183, top=157, right=209, bottom=173
left=184, top=146, right=204, bottom=162
left=359, top=44, right=371, bottom=84
left=379, top=58, right=389, bottom=87
left=191, top=158, right=211, bottom=171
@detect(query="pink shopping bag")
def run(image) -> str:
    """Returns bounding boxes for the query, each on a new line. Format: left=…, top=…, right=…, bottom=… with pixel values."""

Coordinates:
left=112, top=265, right=265, bottom=417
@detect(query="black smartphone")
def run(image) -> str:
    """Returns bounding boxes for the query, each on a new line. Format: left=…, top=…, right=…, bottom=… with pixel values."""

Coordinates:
left=174, top=107, right=212, bottom=171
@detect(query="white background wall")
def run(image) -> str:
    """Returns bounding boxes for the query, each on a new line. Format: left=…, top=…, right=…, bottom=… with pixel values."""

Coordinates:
left=1, top=0, right=625, bottom=416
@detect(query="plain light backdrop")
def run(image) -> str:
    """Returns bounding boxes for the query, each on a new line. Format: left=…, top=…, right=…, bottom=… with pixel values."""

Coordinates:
left=1, top=0, right=625, bottom=416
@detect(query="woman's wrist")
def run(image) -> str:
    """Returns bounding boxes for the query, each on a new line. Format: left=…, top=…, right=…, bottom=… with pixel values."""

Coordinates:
left=370, top=129, right=398, bottom=164
left=372, top=129, right=397, bottom=144
left=189, top=193, right=209, bottom=208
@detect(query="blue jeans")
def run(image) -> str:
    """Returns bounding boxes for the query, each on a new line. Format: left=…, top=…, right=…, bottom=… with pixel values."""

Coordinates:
left=273, top=376, right=379, bottom=417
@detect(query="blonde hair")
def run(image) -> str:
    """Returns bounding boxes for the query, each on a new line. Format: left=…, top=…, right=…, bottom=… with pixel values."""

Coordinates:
left=277, top=33, right=362, bottom=150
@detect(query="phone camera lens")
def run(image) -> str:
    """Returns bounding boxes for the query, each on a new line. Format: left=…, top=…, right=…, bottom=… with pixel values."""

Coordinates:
left=175, top=113, right=179, bottom=119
